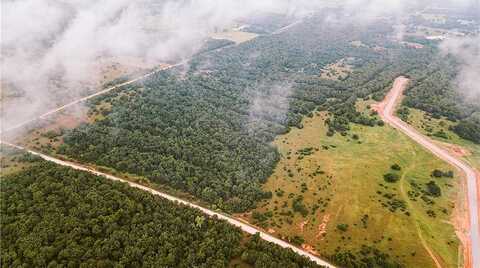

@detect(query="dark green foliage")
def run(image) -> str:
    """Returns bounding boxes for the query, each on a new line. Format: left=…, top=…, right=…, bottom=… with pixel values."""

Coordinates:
left=42, top=129, right=63, bottom=139
left=390, top=164, right=401, bottom=171
left=402, top=56, right=464, bottom=121
left=297, top=147, right=316, bottom=156
left=397, top=107, right=410, bottom=122
left=432, top=169, right=443, bottom=178
left=59, top=12, right=471, bottom=213
left=433, top=129, right=449, bottom=139
left=290, top=236, right=305, bottom=246
left=402, top=55, right=480, bottom=144
left=1, top=162, right=241, bottom=267
left=17, top=152, right=42, bottom=163
left=337, top=223, right=349, bottom=232
left=1, top=161, right=322, bottom=268
left=62, top=73, right=280, bottom=213
left=252, top=211, right=270, bottom=222
left=426, top=181, right=442, bottom=197
left=196, top=38, right=235, bottom=55
left=241, top=233, right=322, bottom=268
left=330, top=245, right=403, bottom=268
left=453, top=119, right=480, bottom=144
left=383, top=173, right=400, bottom=183
left=432, top=169, right=453, bottom=178
left=292, top=195, right=309, bottom=217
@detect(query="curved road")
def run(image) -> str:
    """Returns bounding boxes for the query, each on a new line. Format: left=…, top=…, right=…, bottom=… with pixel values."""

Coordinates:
left=1, top=142, right=335, bottom=268
left=376, top=77, right=480, bottom=268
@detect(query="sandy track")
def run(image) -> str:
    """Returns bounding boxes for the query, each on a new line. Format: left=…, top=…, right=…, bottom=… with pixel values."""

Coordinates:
left=374, top=77, right=480, bottom=268
left=1, top=141, right=335, bottom=268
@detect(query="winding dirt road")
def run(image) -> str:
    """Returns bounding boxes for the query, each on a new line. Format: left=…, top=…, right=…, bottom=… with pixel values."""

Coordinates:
left=0, top=142, right=335, bottom=268
left=375, top=77, right=480, bottom=268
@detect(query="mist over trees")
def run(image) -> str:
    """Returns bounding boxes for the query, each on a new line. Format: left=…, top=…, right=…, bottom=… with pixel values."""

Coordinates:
left=57, top=10, right=480, bottom=213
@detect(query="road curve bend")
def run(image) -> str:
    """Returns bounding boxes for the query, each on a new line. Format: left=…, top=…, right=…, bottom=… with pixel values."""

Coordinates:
left=0, top=141, right=335, bottom=268
left=375, top=77, right=480, bottom=268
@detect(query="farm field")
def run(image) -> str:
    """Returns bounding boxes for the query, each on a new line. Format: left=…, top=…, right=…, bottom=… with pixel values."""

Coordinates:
left=242, top=110, right=463, bottom=267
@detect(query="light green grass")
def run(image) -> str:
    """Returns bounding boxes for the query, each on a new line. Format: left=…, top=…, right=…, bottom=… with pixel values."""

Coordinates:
left=0, top=147, right=32, bottom=176
left=245, top=111, right=461, bottom=267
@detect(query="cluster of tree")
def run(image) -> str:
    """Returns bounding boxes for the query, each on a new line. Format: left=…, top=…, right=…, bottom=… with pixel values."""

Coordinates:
left=431, top=169, right=454, bottom=178
left=240, top=233, right=322, bottom=268
left=452, top=119, right=480, bottom=144
left=384, top=173, right=400, bottom=183
left=60, top=12, right=435, bottom=213
left=426, top=181, right=442, bottom=197
left=329, top=245, right=403, bottom=268
left=195, top=38, right=235, bottom=56
left=402, top=51, right=480, bottom=144
left=1, top=160, right=322, bottom=268
left=240, top=13, right=295, bottom=34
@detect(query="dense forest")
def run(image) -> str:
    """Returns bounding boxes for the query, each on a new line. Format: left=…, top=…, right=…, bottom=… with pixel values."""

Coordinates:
left=57, top=11, right=468, bottom=212
left=402, top=49, right=480, bottom=144
left=1, top=157, right=322, bottom=268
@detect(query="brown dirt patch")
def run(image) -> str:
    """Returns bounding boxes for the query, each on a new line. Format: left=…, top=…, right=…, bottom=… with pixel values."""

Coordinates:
left=452, top=163, right=472, bottom=268
left=301, top=244, right=319, bottom=256
left=299, top=220, right=309, bottom=233
left=316, top=214, right=330, bottom=239
left=437, top=141, right=472, bottom=158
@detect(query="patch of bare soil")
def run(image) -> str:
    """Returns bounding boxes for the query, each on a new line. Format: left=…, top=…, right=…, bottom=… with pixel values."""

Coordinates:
left=320, top=58, right=353, bottom=80
left=301, top=244, right=319, bottom=256
left=436, top=141, right=472, bottom=158
left=452, top=171, right=472, bottom=268
left=11, top=108, right=88, bottom=150
left=95, top=56, right=161, bottom=86
left=299, top=220, right=309, bottom=233
left=316, top=214, right=330, bottom=239
left=400, top=41, right=424, bottom=49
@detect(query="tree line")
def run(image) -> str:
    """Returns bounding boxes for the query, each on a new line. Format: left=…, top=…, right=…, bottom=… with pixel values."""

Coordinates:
left=1, top=158, right=322, bottom=268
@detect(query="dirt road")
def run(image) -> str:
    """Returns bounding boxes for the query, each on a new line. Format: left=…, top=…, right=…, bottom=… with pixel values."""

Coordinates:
left=375, top=76, right=480, bottom=268
left=3, top=61, right=187, bottom=133
left=1, top=142, right=335, bottom=268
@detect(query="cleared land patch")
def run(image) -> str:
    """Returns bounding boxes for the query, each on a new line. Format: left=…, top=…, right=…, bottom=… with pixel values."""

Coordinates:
left=319, top=58, right=353, bottom=80
left=242, top=111, right=461, bottom=268
left=210, top=30, right=258, bottom=44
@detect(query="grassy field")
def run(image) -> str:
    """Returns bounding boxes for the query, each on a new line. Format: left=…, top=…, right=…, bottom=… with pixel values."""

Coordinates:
left=401, top=107, right=480, bottom=170
left=0, top=147, right=33, bottom=176
left=241, top=110, right=462, bottom=267
left=210, top=30, right=258, bottom=44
